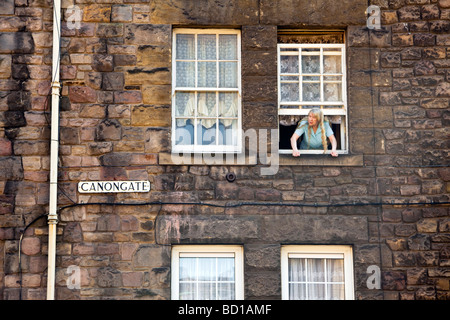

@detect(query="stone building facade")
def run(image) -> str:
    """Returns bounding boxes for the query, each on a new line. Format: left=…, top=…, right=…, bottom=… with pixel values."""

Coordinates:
left=0, top=0, right=449, bottom=300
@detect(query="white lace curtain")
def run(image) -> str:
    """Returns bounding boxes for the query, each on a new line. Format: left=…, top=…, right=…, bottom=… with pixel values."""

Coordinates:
left=176, top=33, right=238, bottom=89
left=289, top=257, right=345, bottom=300
left=179, top=257, right=235, bottom=300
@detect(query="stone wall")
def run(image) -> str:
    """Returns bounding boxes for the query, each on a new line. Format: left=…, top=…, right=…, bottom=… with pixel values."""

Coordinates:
left=0, top=0, right=449, bottom=300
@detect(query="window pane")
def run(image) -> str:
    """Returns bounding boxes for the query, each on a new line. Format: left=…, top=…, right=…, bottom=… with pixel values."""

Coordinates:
left=217, top=258, right=235, bottom=281
left=328, top=284, right=344, bottom=300
left=176, top=34, right=195, bottom=60
left=219, top=119, right=238, bottom=146
left=198, top=119, right=217, bottom=145
left=198, top=34, right=216, bottom=60
left=323, top=55, right=341, bottom=74
left=302, top=83, right=320, bottom=101
left=302, top=55, right=320, bottom=74
left=308, top=284, right=325, bottom=300
left=289, top=258, right=306, bottom=282
left=180, top=283, right=196, bottom=300
left=219, top=92, right=238, bottom=118
left=175, top=92, right=195, bottom=117
left=324, top=83, right=342, bottom=101
left=327, top=259, right=344, bottom=282
left=289, top=283, right=307, bottom=300
left=280, top=55, right=299, bottom=74
left=197, top=92, right=217, bottom=117
left=219, top=34, right=237, bottom=60
left=180, top=257, right=196, bottom=281
left=198, top=282, right=216, bottom=300
left=218, top=283, right=235, bottom=300
left=281, top=83, right=299, bottom=102
left=198, top=61, right=217, bottom=87
left=308, top=259, right=325, bottom=282
left=219, top=62, right=238, bottom=88
left=176, top=61, right=195, bottom=87
left=175, top=121, right=194, bottom=145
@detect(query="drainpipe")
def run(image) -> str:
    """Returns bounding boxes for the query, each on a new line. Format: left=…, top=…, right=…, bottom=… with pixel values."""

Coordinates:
left=47, top=0, right=61, bottom=300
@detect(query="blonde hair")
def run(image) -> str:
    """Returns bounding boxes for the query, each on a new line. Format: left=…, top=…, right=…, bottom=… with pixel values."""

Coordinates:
left=296, top=108, right=329, bottom=153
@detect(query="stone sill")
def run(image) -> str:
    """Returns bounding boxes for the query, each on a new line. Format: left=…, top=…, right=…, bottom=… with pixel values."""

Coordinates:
left=159, top=153, right=364, bottom=167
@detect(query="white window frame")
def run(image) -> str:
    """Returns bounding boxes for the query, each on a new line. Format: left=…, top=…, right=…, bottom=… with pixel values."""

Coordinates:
left=171, top=245, right=244, bottom=300
left=172, top=28, right=242, bottom=154
left=277, top=43, right=348, bottom=155
left=281, top=245, right=354, bottom=300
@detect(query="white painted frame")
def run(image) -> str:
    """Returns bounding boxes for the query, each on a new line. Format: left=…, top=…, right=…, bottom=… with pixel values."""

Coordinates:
left=277, top=43, right=348, bottom=155
left=281, top=245, right=354, bottom=300
left=171, top=245, right=244, bottom=300
left=172, top=28, right=242, bottom=154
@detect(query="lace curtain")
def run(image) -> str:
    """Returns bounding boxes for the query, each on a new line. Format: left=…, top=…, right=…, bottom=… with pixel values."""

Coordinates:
left=288, top=257, right=345, bottom=300
left=174, top=32, right=239, bottom=147
left=179, top=257, right=235, bottom=300
left=176, top=34, right=238, bottom=89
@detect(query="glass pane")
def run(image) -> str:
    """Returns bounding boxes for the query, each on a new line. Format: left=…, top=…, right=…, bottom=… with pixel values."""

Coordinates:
left=198, top=282, right=216, bottom=300
left=198, top=34, right=216, bottom=60
left=180, top=257, right=196, bottom=281
left=281, top=82, right=299, bottom=102
left=289, top=258, right=306, bottom=282
left=176, top=34, right=195, bottom=60
left=175, top=92, right=195, bottom=117
left=280, top=55, right=299, bottom=74
left=281, top=75, right=298, bottom=81
left=289, top=283, right=307, bottom=300
left=197, top=61, right=217, bottom=87
left=219, top=92, right=238, bottom=118
left=323, top=55, right=342, bottom=74
left=327, top=284, right=344, bottom=300
left=302, top=83, right=320, bottom=101
left=219, top=34, right=237, bottom=60
left=327, top=259, right=344, bottom=282
left=198, top=119, right=217, bottom=145
left=175, top=121, right=194, bottom=145
left=179, top=283, right=196, bottom=300
left=308, top=284, right=325, bottom=300
left=176, top=61, right=195, bottom=87
left=219, top=119, right=237, bottom=146
left=303, top=76, right=320, bottom=82
left=324, top=83, right=342, bottom=102
left=217, top=258, right=235, bottom=281
left=197, top=257, right=216, bottom=281
left=308, top=259, right=325, bottom=282
left=219, top=62, right=237, bottom=88
left=218, top=283, right=235, bottom=300
left=302, top=55, right=320, bottom=74
left=197, top=92, right=216, bottom=117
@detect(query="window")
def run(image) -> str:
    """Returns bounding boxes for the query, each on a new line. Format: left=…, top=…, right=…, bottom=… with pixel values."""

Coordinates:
left=277, top=31, right=348, bottom=154
left=281, top=245, right=354, bottom=300
left=171, top=245, right=244, bottom=300
left=172, top=29, right=242, bottom=154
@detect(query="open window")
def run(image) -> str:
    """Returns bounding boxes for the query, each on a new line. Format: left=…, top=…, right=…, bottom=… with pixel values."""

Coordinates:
left=277, top=30, right=348, bottom=155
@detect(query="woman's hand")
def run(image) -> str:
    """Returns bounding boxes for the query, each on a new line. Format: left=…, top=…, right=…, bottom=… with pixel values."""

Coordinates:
left=292, top=150, right=301, bottom=157
left=330, top=151, right=338, bottom=157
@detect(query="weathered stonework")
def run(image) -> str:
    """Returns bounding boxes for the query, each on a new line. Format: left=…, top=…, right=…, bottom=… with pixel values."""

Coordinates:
left=0, top=0, right=449, bottom=301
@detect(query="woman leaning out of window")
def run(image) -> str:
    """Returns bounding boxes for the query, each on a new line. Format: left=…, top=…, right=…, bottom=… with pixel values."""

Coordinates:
left=290, top=108, right=338, bottom=157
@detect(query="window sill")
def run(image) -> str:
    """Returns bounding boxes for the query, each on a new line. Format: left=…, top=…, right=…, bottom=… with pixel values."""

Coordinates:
left=159, top=152, right=363, bottom=166
left=276, top=154, right=364, bottom=166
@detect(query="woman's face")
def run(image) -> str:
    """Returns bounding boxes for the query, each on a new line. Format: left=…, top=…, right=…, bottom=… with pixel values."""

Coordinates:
left=308, top=113, right=318, bottom=127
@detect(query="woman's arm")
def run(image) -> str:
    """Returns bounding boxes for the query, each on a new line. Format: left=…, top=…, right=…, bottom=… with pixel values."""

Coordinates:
left=329, top=134, right=338, bottom=157
left=291, top=133, right=301, bottom=157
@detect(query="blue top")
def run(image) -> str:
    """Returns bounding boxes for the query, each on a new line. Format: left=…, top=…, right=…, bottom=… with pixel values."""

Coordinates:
left=294, top=120, right=334, bottom=150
